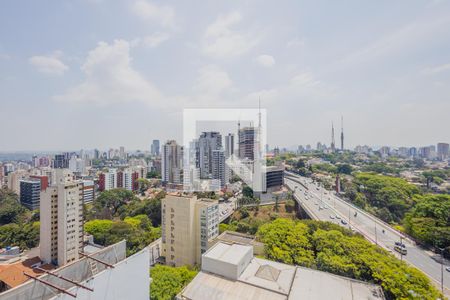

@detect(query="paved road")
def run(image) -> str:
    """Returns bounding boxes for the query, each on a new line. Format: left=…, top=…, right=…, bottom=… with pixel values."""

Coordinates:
left=284, top=172, right=450, bottom=296
left=219, top=197, right=237, bottom=222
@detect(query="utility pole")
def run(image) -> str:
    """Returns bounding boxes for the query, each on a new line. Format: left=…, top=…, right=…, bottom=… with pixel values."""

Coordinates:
left=375, top=222, right=378, bottom=245
left=437, top=245, right=445, bottom=295
left=348, top=206, right=351, bottom=228
left=400, top=236, right=404, bottom=261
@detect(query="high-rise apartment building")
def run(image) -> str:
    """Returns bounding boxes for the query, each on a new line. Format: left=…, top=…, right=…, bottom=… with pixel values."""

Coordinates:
left=82, top=180, right=95, bottom=204
left=19, top=178, right=41, bottom=210
left=161, top=195, right=219, bottom=267
left=437, top=143, right=449, bottom=160
left=212, top=149, right=226, bottom=188
left=238, top=127, right=255, bottom=160
left=151, top=139, right=160, bottom=156
left=161, top=140, right=184, bottom=186
left=224, top=133, right=234, bottom=158
left=40, top=169, right=84, bottom=266
left=198, top=132, right=222, bottom=179
left=53, top=153, right=70, bottom=169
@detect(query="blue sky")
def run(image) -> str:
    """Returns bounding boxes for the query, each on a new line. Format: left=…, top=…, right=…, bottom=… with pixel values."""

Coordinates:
left=1, top=0, right=449, bottom=151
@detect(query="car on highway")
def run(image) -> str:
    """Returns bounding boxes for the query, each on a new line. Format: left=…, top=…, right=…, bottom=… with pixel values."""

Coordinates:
left=395, top=241, right=406, bottom=248
left=330, top=215, right=335, bottom=219
left=446, top=266, right=450, bottom=272
left=341, top=219, right=348, bottom=225
left=335, top=215, right=341, bottom=219
left=394, top=245, right=407, bottom=255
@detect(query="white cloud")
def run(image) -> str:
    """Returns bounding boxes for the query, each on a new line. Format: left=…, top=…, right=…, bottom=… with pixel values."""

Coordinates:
left=193, top=65, right=232, bottom=97
left=290, top=73, right=320, bottom=88
left=244, top=89, right=278, bottom=103
left=142, top=32, right=170, bottom=48
left=54, top=39, right=165, bottom=106
left=29, top=54, right=68, bottom=75
left=287, top=37, right=305, bottom=48
left=423, top=63, right=450, bottom=74
left=202, top=12, right=259, bottom=59
left=0, top=53, right=11, bottom=60
left=255, top=54, right=275, bottom=67
left=131, top=1, right=175, bottom=28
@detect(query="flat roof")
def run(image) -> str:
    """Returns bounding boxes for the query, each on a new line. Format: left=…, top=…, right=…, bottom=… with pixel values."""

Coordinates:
left=203, top=243, right=252, bottom=266
left=179, top=271, right=286, bottom=300
left=239, top=258, right=296, bottom=296
left=217, top=231, right=255, bottom=245
left=289, top=266, right=384, bottom=300
left=179, top=242, right=385, bottom=300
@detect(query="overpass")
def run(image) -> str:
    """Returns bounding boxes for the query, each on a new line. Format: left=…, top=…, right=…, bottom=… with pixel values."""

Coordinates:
left=284, top=171, right=450, bottom=296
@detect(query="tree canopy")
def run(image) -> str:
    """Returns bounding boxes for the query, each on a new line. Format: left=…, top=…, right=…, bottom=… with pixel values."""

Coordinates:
left=84, top=215, right=160, bottom=255
left=256, top=218, right=442, bottom=300
left=348, top=173, right=421, bottom=223
left=404, top=194, right=450, bottom=252
left=150, top=265, right=197, bottom=300
left=0, top=188, right=27, bottom=225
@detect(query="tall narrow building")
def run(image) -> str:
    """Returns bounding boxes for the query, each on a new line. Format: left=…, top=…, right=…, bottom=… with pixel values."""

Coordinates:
left=198, top=132, right=222, bottom=179
left=330, top=122, right=336, bottom=152
left=224, top=133, right=234, bottom=158
left=40, top=169, right=84, bottom=266
left=151, top=139, right=160, bottom=156
left=161, top=140, right=184, bottom=186
left=340, top=116, right=344, bottom=151
left=238, top=126, right=256, bottom=160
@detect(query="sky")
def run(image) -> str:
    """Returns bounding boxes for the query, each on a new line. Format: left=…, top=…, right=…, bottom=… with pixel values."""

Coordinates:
left=1, top=0, right=450, bottom=151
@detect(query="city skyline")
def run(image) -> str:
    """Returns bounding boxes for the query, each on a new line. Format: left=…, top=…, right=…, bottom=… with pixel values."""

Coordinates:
left=1, top=1, right=450, bottom=151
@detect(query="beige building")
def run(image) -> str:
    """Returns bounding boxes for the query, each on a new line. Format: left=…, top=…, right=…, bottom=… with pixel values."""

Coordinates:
left=40, top=169, right=84, bottom=266
left=161, top=195, right=219, bottom=266
left=6, top=169, right=28, bottom=195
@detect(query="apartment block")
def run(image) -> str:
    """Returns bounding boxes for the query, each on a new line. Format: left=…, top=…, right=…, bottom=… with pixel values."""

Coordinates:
left=40, top=169, right=84, bottom=266
left=161, top=195, right=219, bottom=267
left=19, top=178, right=41, bottom=210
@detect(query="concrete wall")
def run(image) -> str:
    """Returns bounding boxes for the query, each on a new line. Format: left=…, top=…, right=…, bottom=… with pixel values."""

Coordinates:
left=59, top=247, right=150, bottom=300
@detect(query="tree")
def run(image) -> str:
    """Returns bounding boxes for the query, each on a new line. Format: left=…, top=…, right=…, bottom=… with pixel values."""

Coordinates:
left=94, top=189, right=139, bottom=217
left=285, top=199, right=296, bottom=213
left=256, top=219, right=442, bottom=299
left=137, top=178, right=151, bottom=194
left=404, top=194, right=450, bottom=251
left=0, top=189, right=27, bottom=225
left=150, top=265, right=197, bottom=300
left=352, top=173, right=420, bottom=223
left=146, top=171, right=160, bottom=179
left=257, top=218, right=315, bottom=267
left=242, top=186, right=253, bottom=198
left=0, top=221, right=39, bottom=249
left=84, top=216, right=160, bottom=255
left=337, top=164, right=352, bottom=175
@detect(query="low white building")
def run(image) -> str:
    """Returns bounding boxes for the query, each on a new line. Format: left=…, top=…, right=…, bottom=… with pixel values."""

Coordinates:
left=178, top=242, right=385, bottom=300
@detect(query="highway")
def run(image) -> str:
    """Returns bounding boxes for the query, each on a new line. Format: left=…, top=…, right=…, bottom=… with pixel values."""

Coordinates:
left=284, top=172, right=450, bottom=296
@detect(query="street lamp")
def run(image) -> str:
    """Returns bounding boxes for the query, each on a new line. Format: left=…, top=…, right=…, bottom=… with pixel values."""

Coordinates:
left=436, top=244, right=445, bottom=295
left=399, top=236, right=404, bottom=261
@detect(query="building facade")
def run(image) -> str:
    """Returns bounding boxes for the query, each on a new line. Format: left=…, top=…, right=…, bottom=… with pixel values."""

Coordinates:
left=40, top=169, right=84, bottom=266
left=161, top=140, right=184, bottom=186
left=437, top=143, right=449, bottom=160
left=238, top=127, right=255, bottom=160
left=19, top=179, right=41, bottom=210
left=161, top=195, right=219, bottom=267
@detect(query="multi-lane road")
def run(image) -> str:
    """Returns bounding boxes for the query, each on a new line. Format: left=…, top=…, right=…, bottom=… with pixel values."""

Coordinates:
left=284, top=172, right=450, bottom=296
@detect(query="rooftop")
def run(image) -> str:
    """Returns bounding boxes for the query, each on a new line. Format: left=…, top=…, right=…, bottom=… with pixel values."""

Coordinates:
left=0, top=257, right=54, bottom=290
left=203, top=243, right=250, bottom=266
left=178, top=242, right=385, bottom=300
left=0, top=241, right=130, bottom=300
